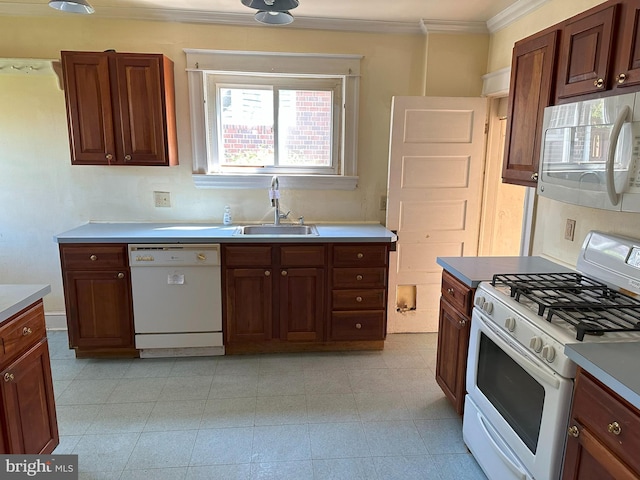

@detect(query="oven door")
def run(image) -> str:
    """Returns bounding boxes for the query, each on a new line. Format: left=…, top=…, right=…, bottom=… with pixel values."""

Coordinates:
left=464, top=309, right=573, bottom=480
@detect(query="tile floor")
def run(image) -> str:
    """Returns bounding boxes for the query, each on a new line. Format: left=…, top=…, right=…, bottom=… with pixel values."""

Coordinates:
left=47, top=330, right=487, bottom=480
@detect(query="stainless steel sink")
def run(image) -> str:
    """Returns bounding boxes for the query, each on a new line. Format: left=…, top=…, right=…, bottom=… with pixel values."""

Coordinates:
left=234, top=224, right=319, bottom=236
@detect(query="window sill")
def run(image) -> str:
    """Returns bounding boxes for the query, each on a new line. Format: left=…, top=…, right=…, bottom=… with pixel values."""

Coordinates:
left=193, top=174, right=358, bottom=190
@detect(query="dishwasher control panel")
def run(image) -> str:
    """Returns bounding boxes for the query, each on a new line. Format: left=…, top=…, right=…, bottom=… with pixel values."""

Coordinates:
left=128, top=244, right=220, bottom=267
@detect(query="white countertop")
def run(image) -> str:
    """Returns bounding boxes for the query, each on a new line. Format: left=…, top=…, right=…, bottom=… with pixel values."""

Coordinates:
left=565, top=342, right=640, bottom=411
left=0, top=284, right=51, bottom=324
left=436, top=256, right=574, bottom=288
left=55, top=222, right=397, bottom=244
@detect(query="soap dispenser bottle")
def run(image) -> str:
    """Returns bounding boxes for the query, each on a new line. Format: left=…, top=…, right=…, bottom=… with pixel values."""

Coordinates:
left=223, top=205, right=232, bottom=225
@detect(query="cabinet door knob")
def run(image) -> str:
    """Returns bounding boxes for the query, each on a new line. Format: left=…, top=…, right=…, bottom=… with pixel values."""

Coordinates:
left=264, top=270, right=271, bottom=276
left=594, top=78, right=605, bottom=88
left=117, top=272, right=125, bottom=279
left=22, top=327, right=32, bottom=336
left=281, top=270, right=288, bottom=276
left=447, top=288, right=455, bottom=295
left=356, top=274, right=363, bottom=281
left=4, top=373, right=14, bottom=382
left=608, top=421, right=621, bottom=435
left=531, top=172, right=539, bottom=181
left=357, top=253, right=364, bottom=259
left=356, top=296, right=363, bottom=302
left=355, top=323, right=362, bottom=329
left=105, top=153, right=113, bottom=161
left=124, top=154, right=132, bottom=161
left=90, top=254, right=98, bottom=261
left=459, top=319, right=467, bottom=327
left=617, top=73, right=627, bottom=84
left=568, top=425, right=579, bottom=438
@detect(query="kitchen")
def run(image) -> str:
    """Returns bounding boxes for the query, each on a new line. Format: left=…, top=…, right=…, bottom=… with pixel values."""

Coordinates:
left=2, top=0, right=640, bottom=478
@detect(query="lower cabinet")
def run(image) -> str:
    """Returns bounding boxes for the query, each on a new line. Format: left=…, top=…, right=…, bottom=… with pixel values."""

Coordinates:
left=0, top=301, right=58, bottom=454
left=562, top=368, right=640, bottom=479
left=223, top=242, right=389, bottom=353
left=435, top=270, right=474, bottom=415
left=59, top=244, right=136, bottom=357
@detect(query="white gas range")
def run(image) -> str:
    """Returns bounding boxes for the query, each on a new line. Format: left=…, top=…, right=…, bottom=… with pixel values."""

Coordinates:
left=463, top=231, right=640, bottom=480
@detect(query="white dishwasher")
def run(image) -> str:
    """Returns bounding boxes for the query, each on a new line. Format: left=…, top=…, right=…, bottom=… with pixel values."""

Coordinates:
left=128, top=244, right=224, bottom=357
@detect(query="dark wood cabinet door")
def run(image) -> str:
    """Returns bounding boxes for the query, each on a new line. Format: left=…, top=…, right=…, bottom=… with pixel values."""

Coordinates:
left=502, top=30, right=558, bottom=187
left=63, top=270, right=134, bottom=349
left=61, top=51, right=117, bottom=165
left=556, top=5, right=617, bottom=99
left=114, top=55, right=170, bottom=165
left=0, top=340, right=58, bottom=454
left=279, top=267, right=324, bottom=342
left=435, top=298, right=470, bottom=415
left=613, top=0, right=640, bottom=90
left=225, top=268, right=273, bottom=344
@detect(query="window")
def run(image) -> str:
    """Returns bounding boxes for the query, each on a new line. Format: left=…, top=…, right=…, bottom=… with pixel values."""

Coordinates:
left=186, top=49, right=361, bottom=189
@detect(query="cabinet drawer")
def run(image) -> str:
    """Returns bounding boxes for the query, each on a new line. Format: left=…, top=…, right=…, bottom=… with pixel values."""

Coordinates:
left=0, top=301, right=46, bottom=368
left=441, top=270, right=473, bottom=317
left=224, top=245, right=272, bottom=267
left=332, top=245, right=388, bottom=267
left=572, top=369, right=640, bottom=473
left=332, top=268, right=387, bottom=288
left=60, top=244, right=128, bottom=270
left=332, top=289, right=386, bottom=310
left=280, top=245, right=325, bottom=267
left=331, top=311, right=385, bottom=340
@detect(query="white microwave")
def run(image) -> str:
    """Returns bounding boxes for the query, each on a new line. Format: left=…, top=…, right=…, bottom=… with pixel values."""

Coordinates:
left=537, top=92, right=640, bottom=212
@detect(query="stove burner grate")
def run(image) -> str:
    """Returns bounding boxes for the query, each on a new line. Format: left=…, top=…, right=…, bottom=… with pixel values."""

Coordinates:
left=492, top=273, right=640, bottom=340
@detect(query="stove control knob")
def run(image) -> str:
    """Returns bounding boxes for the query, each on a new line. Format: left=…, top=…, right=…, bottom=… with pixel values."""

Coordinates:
left=542, top=345, right=556, bottom=363
left=504, top=317, right=516, bottom=332
left=529, top=336, right=543, bottom=353
left=474, top=296, right=485, bottom=308
left=482, top=301, right=494, bottom=314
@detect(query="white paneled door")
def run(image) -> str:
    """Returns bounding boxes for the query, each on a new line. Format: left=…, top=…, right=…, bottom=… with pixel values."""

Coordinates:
left=386, top=96, right=488, bottom=333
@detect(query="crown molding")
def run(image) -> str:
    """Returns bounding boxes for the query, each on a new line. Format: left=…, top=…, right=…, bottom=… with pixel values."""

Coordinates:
left=487, top=0, right=550, bottom=33
left=419, top=19, right=489, bottom=35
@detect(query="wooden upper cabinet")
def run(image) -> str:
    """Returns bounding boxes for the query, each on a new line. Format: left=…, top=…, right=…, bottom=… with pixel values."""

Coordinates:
left=502, top=30, right=558, bottom=187
left=555, top=4, right=617, bottom=100
left=61, top=51, right=178, bottom=166
left=613, top=0, right=640, bottom=90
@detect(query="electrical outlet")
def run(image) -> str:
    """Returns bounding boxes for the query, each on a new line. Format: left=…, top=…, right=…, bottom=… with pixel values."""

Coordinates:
left=380, top=195, right=388, bottom=211
left=154, top=191, right=171, bottom=208
left=564, top=219, right=576, bottom=241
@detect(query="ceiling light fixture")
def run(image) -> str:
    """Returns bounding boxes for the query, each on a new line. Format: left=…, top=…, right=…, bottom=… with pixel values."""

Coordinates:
left=241, top=0, right=298, bottom=25
left=48, top=0, right=95, bottom=14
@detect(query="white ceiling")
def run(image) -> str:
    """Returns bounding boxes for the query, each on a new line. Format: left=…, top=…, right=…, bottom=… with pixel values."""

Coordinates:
left=0, top=0, right=547, bottom=33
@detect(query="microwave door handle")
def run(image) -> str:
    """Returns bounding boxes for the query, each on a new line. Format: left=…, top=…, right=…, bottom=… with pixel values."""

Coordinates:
left=606, top=105, right=631, bottom=206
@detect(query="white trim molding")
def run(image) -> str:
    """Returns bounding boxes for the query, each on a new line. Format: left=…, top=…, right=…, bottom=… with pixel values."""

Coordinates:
left=482, top=67, right=511, bottom=97
left=420, top=20, right=489, bottom=35
left=487, top=0, right=551, bottom=33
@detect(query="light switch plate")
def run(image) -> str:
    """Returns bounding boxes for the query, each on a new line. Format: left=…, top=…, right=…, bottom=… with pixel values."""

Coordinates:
left=564, top=219, right=576, bottom=241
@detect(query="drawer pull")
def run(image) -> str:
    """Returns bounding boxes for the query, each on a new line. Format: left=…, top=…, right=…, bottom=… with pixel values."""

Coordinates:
left=117, top=272, right=125, bottom=279
left=4, top=373, right=14, bottom=382
left=356, top=275, right=363, bottom=281
left=357, top=253, right=364, bottom=259
left=568, top=425, right=579, bottom=438
left=355, top=323, right=362, bottom=329
left=447, top=288, right=454, bottom=295
left=607, top=421, right=621, bottom=436
left=281, top=270, right=288, bottom=276
left=264, top=270, right=271, bottom=277
left=22, top=327, right=32, bottom=336
left=90, top=254, right=98, bottom=261
left=356, top=296, right=363, bottom=302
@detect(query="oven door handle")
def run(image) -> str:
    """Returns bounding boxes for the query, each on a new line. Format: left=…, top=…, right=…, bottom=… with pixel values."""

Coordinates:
left=477, top=409, right=529, bottom=480
left=483, top=318, right=560, bottom=389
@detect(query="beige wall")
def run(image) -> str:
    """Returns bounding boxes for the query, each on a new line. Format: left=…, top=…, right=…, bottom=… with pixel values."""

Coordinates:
left=487, top=0, right=640, bottom=267
left=0, top=15, right=426, bottom=314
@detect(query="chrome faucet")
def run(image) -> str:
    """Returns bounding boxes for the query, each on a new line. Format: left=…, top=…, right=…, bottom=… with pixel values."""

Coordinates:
left=270, top=175, right=289, bottom=225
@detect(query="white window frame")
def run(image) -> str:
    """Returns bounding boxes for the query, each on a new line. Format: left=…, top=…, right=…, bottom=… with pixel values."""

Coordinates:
left=185, top=49, right=362, bottom=190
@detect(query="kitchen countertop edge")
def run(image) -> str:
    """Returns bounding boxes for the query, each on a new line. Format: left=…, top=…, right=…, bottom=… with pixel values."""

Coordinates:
left=1, top=285, right=51, bottom=324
